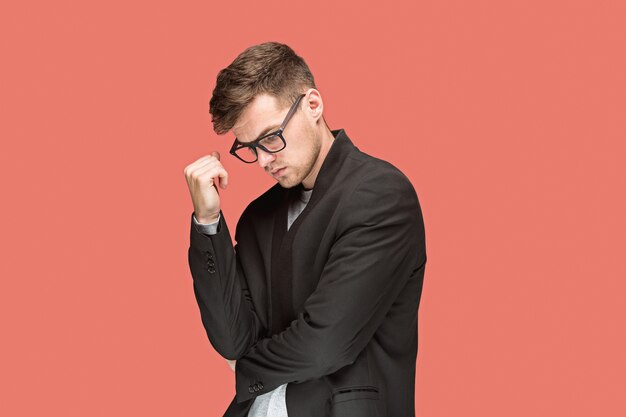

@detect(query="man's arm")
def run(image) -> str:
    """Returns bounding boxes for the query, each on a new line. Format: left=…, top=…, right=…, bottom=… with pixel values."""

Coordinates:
left=192, top=212, right=239, bottom=372
left=233, top=169, right=427, bottom=403
left=188, top=209, right=264, bottom=360
left=184, top=151, right=265, bottom=361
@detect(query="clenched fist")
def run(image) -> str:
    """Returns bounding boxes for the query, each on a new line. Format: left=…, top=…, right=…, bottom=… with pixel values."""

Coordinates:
left=183, top=151, right=229, bottom=223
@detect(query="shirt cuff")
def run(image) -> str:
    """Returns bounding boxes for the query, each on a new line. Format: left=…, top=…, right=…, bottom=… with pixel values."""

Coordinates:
left=193, top=212, right=221, bottom=235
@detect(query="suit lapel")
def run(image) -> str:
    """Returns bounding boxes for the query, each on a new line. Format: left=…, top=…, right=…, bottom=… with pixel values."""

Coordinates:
left=276, top=129, right=357, bottom=240
left=265, top=129, right=358, bottom=335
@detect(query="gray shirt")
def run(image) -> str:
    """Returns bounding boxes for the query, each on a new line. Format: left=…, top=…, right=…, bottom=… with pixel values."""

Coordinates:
left=192, top=187, right=313, bottom=417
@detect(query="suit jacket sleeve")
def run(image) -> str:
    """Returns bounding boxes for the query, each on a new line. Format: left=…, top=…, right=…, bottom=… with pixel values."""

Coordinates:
left=188, top=209, right=264, bottom=360
left=234, top=168, right=427, bottom=403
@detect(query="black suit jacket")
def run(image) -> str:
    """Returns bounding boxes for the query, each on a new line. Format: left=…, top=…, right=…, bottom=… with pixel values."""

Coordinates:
left=187, top=129, right=427, bottom=417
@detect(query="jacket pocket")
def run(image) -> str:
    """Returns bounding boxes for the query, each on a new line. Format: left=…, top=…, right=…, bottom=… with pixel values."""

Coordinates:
left=329, top=386, right=382, bottom=417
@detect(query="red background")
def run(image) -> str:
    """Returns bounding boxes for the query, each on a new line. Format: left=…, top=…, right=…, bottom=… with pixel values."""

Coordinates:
left=1, top=1, right=624, bottom=416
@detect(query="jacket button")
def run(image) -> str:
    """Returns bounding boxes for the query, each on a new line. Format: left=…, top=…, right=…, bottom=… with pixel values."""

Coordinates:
left=248, top=386, right=254, bottom=393
left=258, top=382, right=263, bottom=389
left=208, top=253, right=214, bottom=260
left=208, top=266, right=216, bottom=273
left=208, top=259, right=215, bottom=266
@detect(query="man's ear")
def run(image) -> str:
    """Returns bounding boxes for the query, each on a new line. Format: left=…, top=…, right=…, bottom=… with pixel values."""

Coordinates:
left=304, top=88, right=324, bottom=123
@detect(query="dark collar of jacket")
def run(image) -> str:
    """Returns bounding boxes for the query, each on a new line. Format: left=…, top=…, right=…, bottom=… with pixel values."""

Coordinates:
left=269, top=127, right=358, bottom=212
left=306, top=128, right=357, bottom=204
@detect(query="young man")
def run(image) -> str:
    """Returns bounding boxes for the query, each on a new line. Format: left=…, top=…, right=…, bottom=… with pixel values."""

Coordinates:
left=184, top=42, right=427, bottom=417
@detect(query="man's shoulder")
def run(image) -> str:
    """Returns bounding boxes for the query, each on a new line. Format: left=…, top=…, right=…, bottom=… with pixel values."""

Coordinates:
left=347, top=148, right=416, bottom=193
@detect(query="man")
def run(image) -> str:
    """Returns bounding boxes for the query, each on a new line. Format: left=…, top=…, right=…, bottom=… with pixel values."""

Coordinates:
left=184, top=42, right=427, bottom=417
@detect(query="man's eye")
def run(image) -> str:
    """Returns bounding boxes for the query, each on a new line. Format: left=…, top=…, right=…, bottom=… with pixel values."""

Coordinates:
left=263, top=135, right=279, bottom=143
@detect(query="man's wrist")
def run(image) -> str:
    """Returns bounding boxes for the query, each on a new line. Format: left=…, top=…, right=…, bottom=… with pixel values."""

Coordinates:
left=195, top=213, right=220, bottom=225
left=193, top=212, right=221, bottom=235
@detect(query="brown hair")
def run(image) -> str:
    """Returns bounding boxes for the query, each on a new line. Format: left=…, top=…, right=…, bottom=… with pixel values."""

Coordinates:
left=209, top=41, right=318, bottom=135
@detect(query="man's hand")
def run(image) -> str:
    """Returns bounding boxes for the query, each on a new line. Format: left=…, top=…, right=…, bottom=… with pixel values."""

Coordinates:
left=226, top=359, right=236, bottom=372
left=184, top=151, right=229, bottom=223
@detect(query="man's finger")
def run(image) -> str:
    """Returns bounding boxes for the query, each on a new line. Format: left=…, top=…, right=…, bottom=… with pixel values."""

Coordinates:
left=183, top=154, right=219, bottom=178
left=217, top=166, right=228, bottom=189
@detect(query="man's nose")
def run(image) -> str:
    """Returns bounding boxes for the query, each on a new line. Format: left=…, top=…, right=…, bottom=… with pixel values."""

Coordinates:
left=256, top=148, right=276, bottom=169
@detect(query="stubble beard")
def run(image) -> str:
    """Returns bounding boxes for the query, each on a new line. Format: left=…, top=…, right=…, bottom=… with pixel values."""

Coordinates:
left=280, top=131, right=322, bottom=189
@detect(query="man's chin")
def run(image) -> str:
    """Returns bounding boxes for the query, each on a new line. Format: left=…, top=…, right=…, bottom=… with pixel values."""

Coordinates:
left=276, top=176, right=300, bottom=189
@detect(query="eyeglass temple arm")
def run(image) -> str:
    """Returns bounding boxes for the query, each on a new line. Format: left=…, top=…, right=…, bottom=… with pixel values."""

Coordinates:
left=279, top=93, right=306, bottom=130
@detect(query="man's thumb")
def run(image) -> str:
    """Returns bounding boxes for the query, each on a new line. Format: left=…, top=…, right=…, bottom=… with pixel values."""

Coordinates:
left=211, top=151, right=220, bottom=160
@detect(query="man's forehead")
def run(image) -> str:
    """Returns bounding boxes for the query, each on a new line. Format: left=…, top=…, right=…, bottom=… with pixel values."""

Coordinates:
left=232, top=94, right=284, bottom=141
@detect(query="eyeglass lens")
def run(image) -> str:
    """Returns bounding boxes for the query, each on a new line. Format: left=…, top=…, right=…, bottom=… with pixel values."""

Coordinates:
left=236, top=134, right=284, bottom=162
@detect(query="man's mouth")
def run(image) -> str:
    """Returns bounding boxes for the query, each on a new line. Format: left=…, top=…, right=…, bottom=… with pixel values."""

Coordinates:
left=270, top=167, right=286, bottom=177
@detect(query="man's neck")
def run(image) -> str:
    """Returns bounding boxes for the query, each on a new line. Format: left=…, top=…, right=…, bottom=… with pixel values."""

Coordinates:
left=301, top=127, right=336, bottom=190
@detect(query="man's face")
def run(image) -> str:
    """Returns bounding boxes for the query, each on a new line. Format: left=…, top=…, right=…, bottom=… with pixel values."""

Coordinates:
left=231, top=92, right=321, bottom=188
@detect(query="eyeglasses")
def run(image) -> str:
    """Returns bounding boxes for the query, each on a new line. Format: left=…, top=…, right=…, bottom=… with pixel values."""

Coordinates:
left=229, top=93, right=306, bottom=163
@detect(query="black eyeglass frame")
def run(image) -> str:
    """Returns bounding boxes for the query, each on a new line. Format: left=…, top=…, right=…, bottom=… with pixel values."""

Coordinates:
left=229, top=93, right=306, bottom=164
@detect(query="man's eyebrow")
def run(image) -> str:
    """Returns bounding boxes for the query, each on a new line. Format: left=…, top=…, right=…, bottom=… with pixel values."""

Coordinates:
left=256, top=124, right=281, bottom=139
left=235, top=124, right=280, bottom=145
left=239, top=124, right=281, bottom=144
